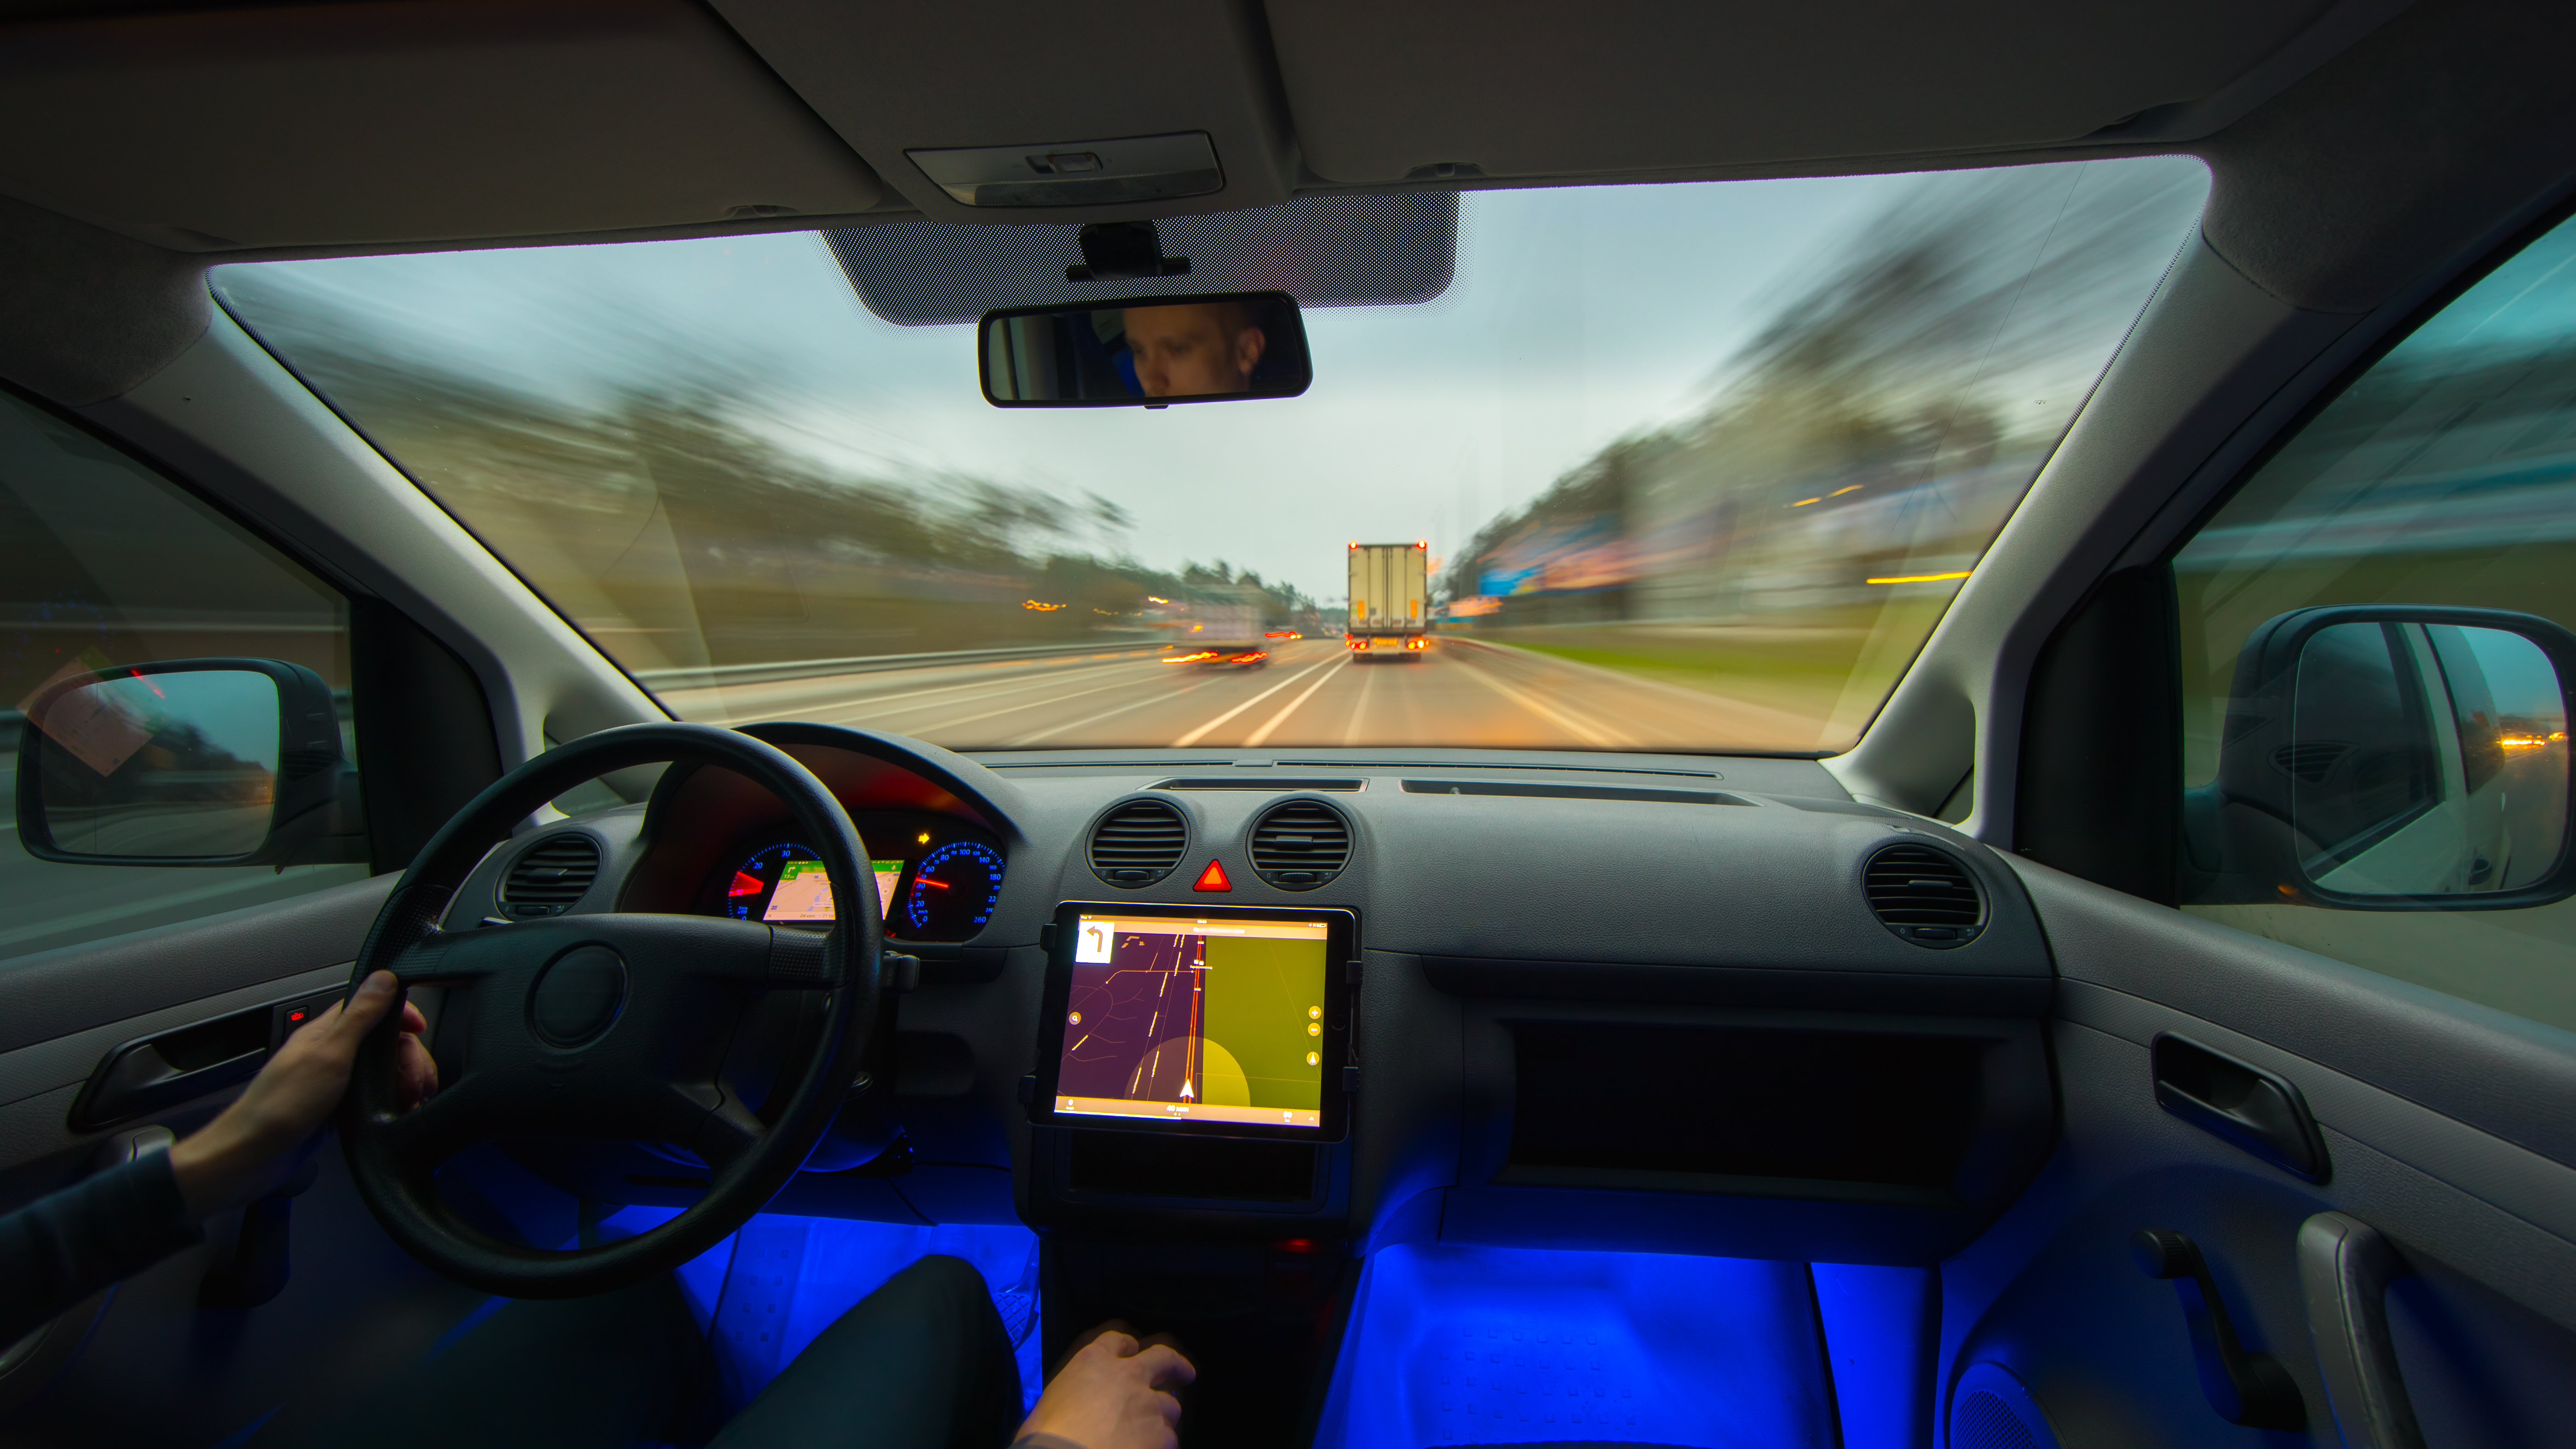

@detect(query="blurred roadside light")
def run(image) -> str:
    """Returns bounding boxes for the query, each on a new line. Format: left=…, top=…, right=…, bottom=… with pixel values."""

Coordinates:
left=1024, top=599, right=1068, bottom=611
left=1865, top=570, right=1974, bottom=585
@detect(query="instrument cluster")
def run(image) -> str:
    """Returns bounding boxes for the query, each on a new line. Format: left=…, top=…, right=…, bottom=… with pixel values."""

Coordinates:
left=704, top=811, right=1007, bottom=942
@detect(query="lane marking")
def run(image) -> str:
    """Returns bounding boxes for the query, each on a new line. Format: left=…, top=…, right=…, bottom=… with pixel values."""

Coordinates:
left=1242, top=657, right=1351, bottom=747
left=885, top=667, right=1172, bottom=733
left=1169, top=655, right=1346, bottom=748
left=1342, top=659, right=1380, bottom=745
left=1444, top=650, right=1630, bottom=748
left=807, top=655, right=1165, bottom=719
left=1006, top=675, right=1223, bottom=745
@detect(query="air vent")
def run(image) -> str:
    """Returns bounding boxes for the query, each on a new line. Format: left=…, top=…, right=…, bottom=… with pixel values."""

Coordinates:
left=1863, top=843, right=1984, bottom=948
left=1089, top=799, right=1188, bottom=887
left=502, top=834, right=600, bottom=919
left=1248, top=799, right=1351, bottom=890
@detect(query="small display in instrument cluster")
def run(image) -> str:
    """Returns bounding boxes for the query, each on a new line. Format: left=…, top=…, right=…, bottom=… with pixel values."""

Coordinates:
left=723, top=843, right=904, bottom=922
left=763, top=859, right=838, bottom=921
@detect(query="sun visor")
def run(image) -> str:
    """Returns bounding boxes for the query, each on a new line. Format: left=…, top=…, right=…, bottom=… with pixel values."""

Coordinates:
left=822, top=194, right=1457, bottom=327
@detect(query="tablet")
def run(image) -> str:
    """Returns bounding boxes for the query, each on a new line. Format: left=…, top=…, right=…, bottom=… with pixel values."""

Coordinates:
left=1033, top=903, right=1356, bottom=1141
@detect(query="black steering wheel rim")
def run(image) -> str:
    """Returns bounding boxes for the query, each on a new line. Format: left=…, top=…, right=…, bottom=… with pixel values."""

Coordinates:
left=339, top=722, right=879, bottom=1298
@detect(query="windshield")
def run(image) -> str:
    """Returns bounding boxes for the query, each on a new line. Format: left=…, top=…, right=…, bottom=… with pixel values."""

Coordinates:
left=213, top=159, right=2205, bottom=755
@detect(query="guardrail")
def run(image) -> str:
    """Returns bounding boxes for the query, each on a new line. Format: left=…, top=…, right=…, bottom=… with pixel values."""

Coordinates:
left=632, top=639, right=1175, bottom=691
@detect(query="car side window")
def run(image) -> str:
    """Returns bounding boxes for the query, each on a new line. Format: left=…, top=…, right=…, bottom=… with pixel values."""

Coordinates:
left=2171, top=211, right=2576, bottom=1033
left=1, top=390, right=371, bottom=962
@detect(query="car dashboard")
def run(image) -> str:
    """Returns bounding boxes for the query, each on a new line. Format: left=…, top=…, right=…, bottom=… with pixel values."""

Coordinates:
left=441, top=724, right=2056, bottom=1268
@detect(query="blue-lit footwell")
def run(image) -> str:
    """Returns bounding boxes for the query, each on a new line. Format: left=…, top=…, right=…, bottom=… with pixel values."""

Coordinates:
left=1313, top=1245, right=1836, bottom=1449
left=600, top=1207, right=1043, bottom=1414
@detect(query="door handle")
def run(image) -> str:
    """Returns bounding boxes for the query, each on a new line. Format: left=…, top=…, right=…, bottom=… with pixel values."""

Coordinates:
left=2134, top=1228, right=2306, bottom=1431
left=2299, top=1212, right=2425, bottom=1449
left=69, top=989, right=342, bottom=1131
left=2151, top=1033, right=2331, bottom=1181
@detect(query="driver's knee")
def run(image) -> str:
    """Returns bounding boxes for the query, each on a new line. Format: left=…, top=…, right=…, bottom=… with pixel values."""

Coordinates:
left=713, top=1254, right=1017, bottom=1449
left=817, top=1254, right=1010, bottom=1366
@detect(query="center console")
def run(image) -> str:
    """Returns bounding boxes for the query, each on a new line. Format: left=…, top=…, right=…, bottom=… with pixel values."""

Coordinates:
left=1025, top=903, right=1359, bottom=1227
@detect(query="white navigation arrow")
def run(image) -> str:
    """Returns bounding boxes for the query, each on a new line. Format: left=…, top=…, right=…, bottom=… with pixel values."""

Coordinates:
left=1179, top=1080, right=1195, bottom=1100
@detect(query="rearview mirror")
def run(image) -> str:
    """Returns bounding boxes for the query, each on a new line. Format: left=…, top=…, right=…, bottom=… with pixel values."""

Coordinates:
left=2188, top=606, right=2575, bottom=908
left=15, top=658, right=360, bottom=867
left=980, top=291, right=1311, bottom=407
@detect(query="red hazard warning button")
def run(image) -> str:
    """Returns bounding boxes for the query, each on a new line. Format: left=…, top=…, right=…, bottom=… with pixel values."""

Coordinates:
left=1192, top=859, right=1232, bottom=892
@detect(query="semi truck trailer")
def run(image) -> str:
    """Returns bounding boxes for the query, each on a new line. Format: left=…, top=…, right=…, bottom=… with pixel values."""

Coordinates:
left=1346, top=541, right=1430, bottom=660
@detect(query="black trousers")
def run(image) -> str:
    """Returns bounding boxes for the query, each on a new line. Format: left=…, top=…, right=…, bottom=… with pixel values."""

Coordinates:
left=277, top=1255, right=1019, bottom=1449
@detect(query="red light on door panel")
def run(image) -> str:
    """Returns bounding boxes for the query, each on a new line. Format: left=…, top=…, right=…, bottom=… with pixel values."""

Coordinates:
left=1193, top=860, right=1232, bottom=892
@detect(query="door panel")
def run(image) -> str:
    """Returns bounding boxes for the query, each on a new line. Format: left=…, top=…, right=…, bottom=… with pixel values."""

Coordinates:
left=0, top=873, right=392, bottom=1202
left=1939, top=859, right=2576, bottom=1448
left=0, top=874, right=436, bottom=1435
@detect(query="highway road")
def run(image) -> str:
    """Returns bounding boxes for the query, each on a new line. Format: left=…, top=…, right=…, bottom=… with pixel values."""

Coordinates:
left=658, top=637, right=1828, bottom=755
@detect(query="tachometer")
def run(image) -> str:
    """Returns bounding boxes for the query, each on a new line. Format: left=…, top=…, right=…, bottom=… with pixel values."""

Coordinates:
left=903, top=840, right=1006, bottom=937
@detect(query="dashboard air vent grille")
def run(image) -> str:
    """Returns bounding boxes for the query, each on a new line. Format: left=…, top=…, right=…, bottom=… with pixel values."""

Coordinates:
left=502, top=834, right=600, bottom=919
left=1863, top=843, right=1984, bottom=948
left=1089, top=799, right=1188, bottom=887
left=1248, top=799, right=1351, bottom=890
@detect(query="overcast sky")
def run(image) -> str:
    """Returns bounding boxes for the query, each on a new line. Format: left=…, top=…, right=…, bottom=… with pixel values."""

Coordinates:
left=224, top=167, right=2194, bottom=601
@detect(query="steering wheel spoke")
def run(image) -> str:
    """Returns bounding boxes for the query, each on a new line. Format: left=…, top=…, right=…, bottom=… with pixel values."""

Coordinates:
left=380, top=926, right=514, bottom=985
left=685, top=1096, right=770, bottom=1173
left=367, top=1070, right=499, bottom=1176
left=684, top=922, right=847, bottom=991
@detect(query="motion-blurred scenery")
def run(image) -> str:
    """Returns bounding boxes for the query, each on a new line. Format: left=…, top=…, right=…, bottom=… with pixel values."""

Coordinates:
left=213, top=160, right=2218, bottom=753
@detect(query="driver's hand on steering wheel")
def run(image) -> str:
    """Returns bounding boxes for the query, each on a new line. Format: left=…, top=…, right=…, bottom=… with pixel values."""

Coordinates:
left=1017, top=1320, right=1196, bottom=1449
left=169, top=971, right=437, bottom=1218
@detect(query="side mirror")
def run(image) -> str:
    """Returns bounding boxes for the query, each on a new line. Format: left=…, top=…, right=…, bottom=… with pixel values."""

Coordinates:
left=15, top=658, right=362, bottom=867
left=2187, top=606, right=2573, bottom=908
left=980, top=291, right=1311, bottom=407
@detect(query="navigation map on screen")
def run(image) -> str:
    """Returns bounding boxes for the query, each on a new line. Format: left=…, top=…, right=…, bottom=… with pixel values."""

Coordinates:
left=1056, top=913, right=1328, bottom=1128
left=762, top=858, right=905, bottom=922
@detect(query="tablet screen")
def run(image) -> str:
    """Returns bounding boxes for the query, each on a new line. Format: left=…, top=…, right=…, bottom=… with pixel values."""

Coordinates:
left=1053, top=911, right=1332, bottom=1129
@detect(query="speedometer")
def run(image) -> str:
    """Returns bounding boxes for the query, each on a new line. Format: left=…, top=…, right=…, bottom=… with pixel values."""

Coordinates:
left=903, top=840, right=1006, bottom=937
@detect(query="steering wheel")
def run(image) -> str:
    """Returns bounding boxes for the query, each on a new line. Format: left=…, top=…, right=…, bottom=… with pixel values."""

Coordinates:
left=338, top=723, right=879, bottom=1298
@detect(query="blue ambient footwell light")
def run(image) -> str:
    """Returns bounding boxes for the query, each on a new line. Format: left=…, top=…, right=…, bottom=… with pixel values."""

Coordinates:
left=1313, top=1244, right=1834, bottom=1449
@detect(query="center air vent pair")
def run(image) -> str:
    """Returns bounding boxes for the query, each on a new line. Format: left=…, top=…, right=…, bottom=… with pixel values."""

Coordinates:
left=1087, top=798, right=1350, bottom=891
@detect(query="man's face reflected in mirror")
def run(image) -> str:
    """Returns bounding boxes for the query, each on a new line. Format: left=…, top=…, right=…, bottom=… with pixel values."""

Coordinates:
left=1123, top=301, right=1266, bottom=397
